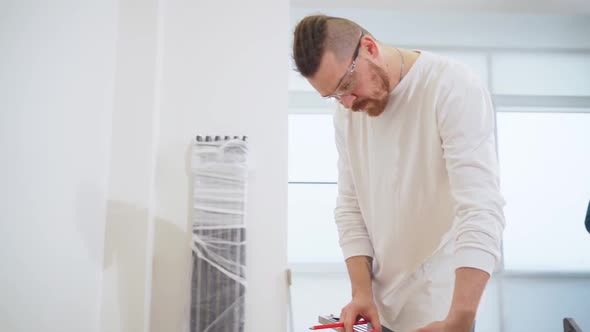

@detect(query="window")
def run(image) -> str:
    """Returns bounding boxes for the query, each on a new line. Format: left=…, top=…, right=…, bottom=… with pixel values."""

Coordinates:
left=496, top=110, right=590, bottom=271
left=288, top=183, right=340, bottom=263
left=288, top=114, right=337, bottom=183
left=288, top=113, right=340, bottom=263
left=492, top=52, right=590, bottom=96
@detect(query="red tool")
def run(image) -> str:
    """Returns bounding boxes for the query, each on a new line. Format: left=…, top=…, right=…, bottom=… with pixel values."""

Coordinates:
left=309, top=318, right=368, bottom=330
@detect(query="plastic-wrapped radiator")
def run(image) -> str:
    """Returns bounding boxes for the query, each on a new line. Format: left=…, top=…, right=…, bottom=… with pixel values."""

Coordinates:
left=190, top=135, right=248, bottom=332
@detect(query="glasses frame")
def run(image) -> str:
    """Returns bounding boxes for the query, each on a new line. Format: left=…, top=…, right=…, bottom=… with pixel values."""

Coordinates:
left=325, top=32, right=365, bottom=101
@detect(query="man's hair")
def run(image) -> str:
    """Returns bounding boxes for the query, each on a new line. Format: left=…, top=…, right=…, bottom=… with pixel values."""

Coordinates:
left=292, top=15, right=372, bottom=78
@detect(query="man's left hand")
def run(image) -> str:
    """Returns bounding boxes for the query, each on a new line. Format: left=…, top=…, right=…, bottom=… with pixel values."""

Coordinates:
left=414, top=266, right=488, bottom=332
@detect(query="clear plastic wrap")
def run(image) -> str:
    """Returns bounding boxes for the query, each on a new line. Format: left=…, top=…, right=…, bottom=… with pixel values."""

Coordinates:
left=190, top=136, right=248, bottom=332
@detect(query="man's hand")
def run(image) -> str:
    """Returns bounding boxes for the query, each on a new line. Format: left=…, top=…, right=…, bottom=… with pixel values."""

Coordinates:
left=416, top=266, right=486, bottom=332
left=340, top=255, right=381, bottom=331
left=414, top=311, right=475, bottom=332
left=339, top=293, right=382, bottom=332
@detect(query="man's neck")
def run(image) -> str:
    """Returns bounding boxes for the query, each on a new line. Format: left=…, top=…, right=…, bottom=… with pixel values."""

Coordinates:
left=383, top=46, right=420, bottom=92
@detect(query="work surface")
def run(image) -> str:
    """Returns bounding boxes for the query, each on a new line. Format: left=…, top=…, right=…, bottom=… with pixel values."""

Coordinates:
left=317, top=315, right=584, bottom=332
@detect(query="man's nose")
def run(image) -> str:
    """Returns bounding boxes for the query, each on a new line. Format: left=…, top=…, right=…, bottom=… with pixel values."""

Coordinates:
left=339, top=95, right=357, bottom=109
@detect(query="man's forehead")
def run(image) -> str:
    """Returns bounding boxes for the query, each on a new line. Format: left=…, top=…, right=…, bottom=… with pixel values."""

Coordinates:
left=308, top=50, right=348, bottom=97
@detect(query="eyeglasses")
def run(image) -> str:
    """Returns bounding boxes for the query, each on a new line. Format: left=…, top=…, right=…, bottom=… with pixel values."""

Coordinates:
left=325, top=32, right=364, bottom=101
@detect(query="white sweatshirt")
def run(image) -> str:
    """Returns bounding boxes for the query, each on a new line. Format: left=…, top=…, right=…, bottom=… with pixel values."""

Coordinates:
left=333, top=51, right=506, bottom=298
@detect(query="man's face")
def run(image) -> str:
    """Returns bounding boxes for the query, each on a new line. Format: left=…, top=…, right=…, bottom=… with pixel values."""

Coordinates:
left=307, top=44, right=391, bottom=117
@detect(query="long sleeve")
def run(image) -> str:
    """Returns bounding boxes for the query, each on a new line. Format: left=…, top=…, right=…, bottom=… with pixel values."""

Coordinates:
left=333, top=110, right=374, bottom=260
left=436, top=68, right=506, bottom=275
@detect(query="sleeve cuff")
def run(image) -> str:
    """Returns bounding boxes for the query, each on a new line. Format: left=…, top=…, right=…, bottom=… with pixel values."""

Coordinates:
left=454, top=247, right=497, bottom=276
left=340, top=238, right=374, bottom=260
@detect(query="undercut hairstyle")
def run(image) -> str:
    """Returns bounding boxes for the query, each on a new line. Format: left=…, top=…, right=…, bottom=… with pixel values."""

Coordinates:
left=292, top=15, right=373, bottom=78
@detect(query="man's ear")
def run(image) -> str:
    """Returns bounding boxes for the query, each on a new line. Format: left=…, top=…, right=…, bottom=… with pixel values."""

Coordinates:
left=363, top=36, right=380, bottom=60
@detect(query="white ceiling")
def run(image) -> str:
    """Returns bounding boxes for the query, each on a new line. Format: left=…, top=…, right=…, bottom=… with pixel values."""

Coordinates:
left=290, top=0, right=590, bottom=15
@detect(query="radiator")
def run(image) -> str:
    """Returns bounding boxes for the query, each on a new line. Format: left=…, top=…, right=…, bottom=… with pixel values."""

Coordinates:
left=191, top=135, right=248, bottom=332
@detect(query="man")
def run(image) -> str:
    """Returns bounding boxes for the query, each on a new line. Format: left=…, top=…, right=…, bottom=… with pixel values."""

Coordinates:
left=292, top=15, right=505, bottom=332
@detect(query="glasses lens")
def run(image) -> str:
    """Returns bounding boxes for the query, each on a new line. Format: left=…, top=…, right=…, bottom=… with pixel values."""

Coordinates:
left=335, top=74, right=356, bottom=96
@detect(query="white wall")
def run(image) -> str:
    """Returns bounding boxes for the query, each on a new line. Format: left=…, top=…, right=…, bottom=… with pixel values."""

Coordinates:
left=99, top=0, right=160, bottom=331
left=0, top=1, right=118, bottom=332
left=1, top=1, right=289, bottom=331
left=149, top=1, right=289, bottom=332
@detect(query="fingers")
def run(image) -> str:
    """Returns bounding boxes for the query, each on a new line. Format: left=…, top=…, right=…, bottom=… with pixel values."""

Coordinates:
left=340, top=307, right=381, bottom=332
left=364, top=309, right=382, bottom=332
left=340, top=307, right=362, bottom=332
left=341, top=309, right=356, bottom=332
left=338, top=308, right=348, bottom=332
